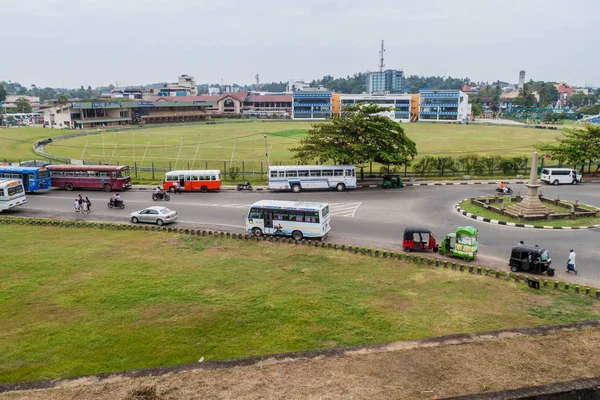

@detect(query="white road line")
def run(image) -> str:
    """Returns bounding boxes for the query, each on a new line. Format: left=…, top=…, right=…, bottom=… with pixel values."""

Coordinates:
left=351, top=202, right=362, bottom=217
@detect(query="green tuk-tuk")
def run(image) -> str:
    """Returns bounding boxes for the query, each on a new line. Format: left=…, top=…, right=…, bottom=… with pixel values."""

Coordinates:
left=382, top=174, right=404, bottom=189
left=438, top=226, right=479, bottom=261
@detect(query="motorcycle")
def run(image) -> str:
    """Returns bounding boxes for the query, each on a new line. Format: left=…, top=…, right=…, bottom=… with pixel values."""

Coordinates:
left=495, top=186, right=513, bottom=195
left=237, top=182, right=253, bottom=191
left=152, top=192, right=171, bottom=201
left=107, top=198, right=125, bottom=209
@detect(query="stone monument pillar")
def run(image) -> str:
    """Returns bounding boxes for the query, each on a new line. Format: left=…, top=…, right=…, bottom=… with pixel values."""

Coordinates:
left=507, top=152, right=552, bottom=218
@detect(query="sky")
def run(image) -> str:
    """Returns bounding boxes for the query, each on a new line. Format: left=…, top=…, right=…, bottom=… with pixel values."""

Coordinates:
left=1, top=0, right=599, bottom=89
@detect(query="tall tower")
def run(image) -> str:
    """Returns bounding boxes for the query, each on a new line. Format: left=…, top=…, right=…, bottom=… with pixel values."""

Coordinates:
left=378, top=40, right=385, bottom=72
left=518, top=70, right=526, bottom=90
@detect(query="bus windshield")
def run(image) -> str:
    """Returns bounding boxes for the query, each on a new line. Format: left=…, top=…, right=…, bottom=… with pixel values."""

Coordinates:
left=8, top=185, right=24, bottom=196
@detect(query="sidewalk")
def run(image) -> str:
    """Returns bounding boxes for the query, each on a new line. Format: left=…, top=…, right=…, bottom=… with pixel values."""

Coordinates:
left=130, top=178, right=600, bottom=191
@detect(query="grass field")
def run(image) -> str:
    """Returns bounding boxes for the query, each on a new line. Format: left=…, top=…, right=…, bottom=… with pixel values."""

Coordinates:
left=1, top=224, right=600, bottom=383
left=459, top=199, right=600, bottom=227
left=0, top=121, right=564, bottom=167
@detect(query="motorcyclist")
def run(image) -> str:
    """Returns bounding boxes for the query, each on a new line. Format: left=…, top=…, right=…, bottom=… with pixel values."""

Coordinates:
left=155, top=186, right=163, bottom=198
left=112, top=193, right=122, bottom=206
left=498, top=181, right=506, bottom=194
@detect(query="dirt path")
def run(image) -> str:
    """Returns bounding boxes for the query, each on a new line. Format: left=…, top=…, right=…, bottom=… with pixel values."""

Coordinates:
left=3, top=324, right=600, bottom=400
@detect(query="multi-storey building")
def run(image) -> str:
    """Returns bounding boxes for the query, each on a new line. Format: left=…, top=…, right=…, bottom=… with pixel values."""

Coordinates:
left=419, top=90, right=469, bottom=122
left=366, top=69, right=404, bottom=94
left=292, top=90, right=332, bottom=120
left=336, top=94, right=413, bottom=122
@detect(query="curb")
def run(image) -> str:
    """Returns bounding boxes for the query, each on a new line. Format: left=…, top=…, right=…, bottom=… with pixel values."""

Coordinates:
left=1, top=319, right=598, bottom=394
left=455, top=199, right=600, bottom=230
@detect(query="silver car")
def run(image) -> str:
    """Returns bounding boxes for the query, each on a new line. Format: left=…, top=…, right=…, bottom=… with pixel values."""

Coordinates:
left=130, top=206, right=178, bottom=226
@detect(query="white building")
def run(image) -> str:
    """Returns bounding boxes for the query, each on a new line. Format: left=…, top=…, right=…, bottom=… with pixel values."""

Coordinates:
left=286, top=80, right=311, bottom=93
left=419, top=90, right=469, bottom=122
left=339, top=94, right=412, bottom=122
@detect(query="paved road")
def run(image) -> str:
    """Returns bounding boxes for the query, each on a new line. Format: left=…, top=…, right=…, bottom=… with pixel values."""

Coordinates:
left=7, top=183, right=600, bottom=286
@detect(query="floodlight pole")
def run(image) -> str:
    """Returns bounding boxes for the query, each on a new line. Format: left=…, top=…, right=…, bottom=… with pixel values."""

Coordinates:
left=264, top=131, right=269, bottom=167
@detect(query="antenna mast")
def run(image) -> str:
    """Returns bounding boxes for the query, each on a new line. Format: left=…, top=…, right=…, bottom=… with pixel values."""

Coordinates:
left=378, top=40, right=385, bottom=72
left=255, top=74, right=260, bottom=91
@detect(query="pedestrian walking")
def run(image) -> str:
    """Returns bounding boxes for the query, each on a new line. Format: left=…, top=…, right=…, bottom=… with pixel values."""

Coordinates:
left=85, top=197, right=92, bottom=213
left=174, top=181, right=181, bottom=194
left=74, top=199, right=80, bottom=213
left=566, top=249, right=577, bottom=275
left=81, top=199, right=89, bottom=214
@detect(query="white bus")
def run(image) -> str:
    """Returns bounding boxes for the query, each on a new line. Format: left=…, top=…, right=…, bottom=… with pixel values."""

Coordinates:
left=540, top=168, right=583, bottom=185
left=0, top=179, right=27, bottom=212
left=268, top=165, right=356, bottom=193
left=246, top=200, right=331, bottom=241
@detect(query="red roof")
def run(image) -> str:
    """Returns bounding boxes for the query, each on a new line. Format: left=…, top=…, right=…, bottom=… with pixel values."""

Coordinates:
left=48, top=165, right=128, bottom=171
left=245, top=94, right=292, bottom=103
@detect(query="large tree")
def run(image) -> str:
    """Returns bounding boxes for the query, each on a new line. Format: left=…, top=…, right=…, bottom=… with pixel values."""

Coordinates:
left=512, top=86, right=537, bottom=107
left=291, top=104, right=417, bottom=179
left=15, top=97, right=32, bottom=113
left=0, top=83, right=6, bottom=101
left=536, top=124, right=600, bottom=173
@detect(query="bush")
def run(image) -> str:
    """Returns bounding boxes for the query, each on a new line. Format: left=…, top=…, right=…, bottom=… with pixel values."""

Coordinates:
left=228, top=166, right=241, bottom=181
left=457, top=154, right=480, bottom=174
left=499, top=157, right=526, bottom=175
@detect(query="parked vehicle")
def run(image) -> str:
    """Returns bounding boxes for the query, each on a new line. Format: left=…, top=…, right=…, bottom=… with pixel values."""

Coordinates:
left=540, top=168, right=582, bottom=185
left=163, top=170, right=221, bottom=193
left=267, top=165, right=356, bottom=193
left=438, top=226, right=478, bottom=261
left=152, top=192, right=171, bottom=201
left=130, top=206, right=178, bottom=226
left=246, top=200, right=331, bottom=241
left=402, top=227, right=439, bottom=252
left=0, top=165, right=51, bottom=192
left=508, top=244, right=554, bottom=276
left=237, top=182, right=253, bottom=191
left=107, top=198, right=125, bottom=209
left=47, top=165, right=131, bottom=192
left=382, top=174, right=404, bottom=189
left=495, top=186, right=513, bottom=195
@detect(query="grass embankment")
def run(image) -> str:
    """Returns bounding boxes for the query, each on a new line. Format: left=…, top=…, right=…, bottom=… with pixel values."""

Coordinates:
left=0, top=127, right=53, bottom=162
left=459, top=199, right=600, bottom=227
left=2, top=225, right=600, bottom=383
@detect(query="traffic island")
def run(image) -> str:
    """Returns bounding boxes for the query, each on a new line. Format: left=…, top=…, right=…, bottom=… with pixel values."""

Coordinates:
left=456, top=197, right=600, bottom=229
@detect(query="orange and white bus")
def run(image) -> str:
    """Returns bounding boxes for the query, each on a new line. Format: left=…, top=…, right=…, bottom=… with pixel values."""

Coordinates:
left=163, top=170, right=222, bottom=193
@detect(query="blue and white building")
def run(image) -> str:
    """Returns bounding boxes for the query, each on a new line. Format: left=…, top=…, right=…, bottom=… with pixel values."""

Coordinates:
left=339, top=94, right=412, bottom=122
left=292, top=90, right=332, bottom=120
left=419, top=90, right=469, bottom=122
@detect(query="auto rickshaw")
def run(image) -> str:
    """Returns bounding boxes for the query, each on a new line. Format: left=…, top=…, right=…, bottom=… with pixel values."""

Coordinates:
left=382, top=174, right=404, bottom=189
left=402, top=227, right=439, bottom=252
left=508, top=244, right=554, bottom=276
left=438, top=226, right=478, bottom=261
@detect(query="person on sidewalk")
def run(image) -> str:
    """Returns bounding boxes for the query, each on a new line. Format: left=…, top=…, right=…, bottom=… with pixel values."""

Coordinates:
left=566, top=249, right=577, bottom=275
left=174, top=181, right=180, bottom=194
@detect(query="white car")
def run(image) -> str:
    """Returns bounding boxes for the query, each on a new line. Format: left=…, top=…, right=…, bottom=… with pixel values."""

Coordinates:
left=130, top=206, right=178, bottom=226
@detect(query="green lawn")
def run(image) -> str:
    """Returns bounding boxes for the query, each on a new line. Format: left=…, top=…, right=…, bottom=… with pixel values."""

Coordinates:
left=1, top=224, right=599, bottom=383
left=0, top=127, right=55, bottom=162
left=460, top=199, right=600, bottom=227
left=29, top=122, right=564, bottom=170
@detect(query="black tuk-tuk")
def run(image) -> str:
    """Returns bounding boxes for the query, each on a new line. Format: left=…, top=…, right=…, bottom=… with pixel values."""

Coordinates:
left=402, top=227, right=439, bottom=253
left=382, top=174, right=404, bottom=189
left=508, top=244, right=554, bottom=276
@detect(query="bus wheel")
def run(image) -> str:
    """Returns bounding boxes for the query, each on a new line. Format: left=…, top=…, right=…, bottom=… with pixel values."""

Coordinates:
left=103, top=183, right=112, bottom=192
left=65, top=183, right=74, bottom=191
left=169, top=186, right=175, bottom=193
left=292, top=184, right=301, bottom=193
left=336, top=183, right=346, bottom=192
left=201, top=186, right=208, bottom=193
left=292, top=230, right=303, bottom=241
left=252, top=227, right=263, bottom=237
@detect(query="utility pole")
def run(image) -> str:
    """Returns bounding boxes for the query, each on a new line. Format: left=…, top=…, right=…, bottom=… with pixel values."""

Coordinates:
left=378, top=39, right=385, bottom=72
left=264, top=131, right=269, bottom=167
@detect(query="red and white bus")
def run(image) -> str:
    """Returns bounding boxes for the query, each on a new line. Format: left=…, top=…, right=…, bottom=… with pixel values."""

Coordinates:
left=163, top=170, right=222, bottom=193
left=47, top=165, right=132, bottom=192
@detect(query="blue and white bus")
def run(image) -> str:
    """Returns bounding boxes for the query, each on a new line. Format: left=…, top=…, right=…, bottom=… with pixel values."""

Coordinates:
left=246, top=200, right=331, bottom=241
left=268, top=165, right=356, bottom=193
left=0, top=165, right=51, bottom=192
left=0, top=179, right=27, bottom=211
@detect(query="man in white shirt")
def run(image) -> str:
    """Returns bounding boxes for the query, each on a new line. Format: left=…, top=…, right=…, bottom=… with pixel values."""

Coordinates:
left=567, top=249, right=577, bottom=275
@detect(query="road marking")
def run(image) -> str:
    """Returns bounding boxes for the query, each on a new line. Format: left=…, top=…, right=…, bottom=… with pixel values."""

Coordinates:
left=329, top=202, right=361, bottom=217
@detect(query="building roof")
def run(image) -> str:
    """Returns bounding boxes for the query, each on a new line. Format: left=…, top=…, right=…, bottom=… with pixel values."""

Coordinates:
left=245, top=94, right=292, bottom=103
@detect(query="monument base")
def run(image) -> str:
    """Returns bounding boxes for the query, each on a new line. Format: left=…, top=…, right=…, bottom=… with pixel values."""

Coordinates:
left=507, top=184, right=552, bottom=217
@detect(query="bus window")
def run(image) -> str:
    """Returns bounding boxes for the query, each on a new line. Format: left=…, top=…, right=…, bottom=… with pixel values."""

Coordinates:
left=185, top=175, right=191, bottom=181
left=286, top=171, right=297, bottom=178
left=305, top=212, right=319, bottom=223
left=211, top=175, right=216, bottom=180
left=270, top=171, right=278, bottom=178
left=166, top=174, right=177, bottom=181
left=274, top=212, right=288, bottom=221
left=289, top=213, right=304, bottom=222
left=248, top=208, right=263, bottom=219
left=322, top=206, right=330, bottom=217
left=191, top=175, right=198, bottom=181
left=344, top=169, right=352, bottom=176
left=334, top=169, right=343, bottom=176
left=278, top=171, right=285, bottom=178
left=310, top=170, right=321, bottom=177
left=322, top=170, right=333, bottom=177
left=0, top=189, right=3, bottom=196
left=298, top=170, right=309, bottom=177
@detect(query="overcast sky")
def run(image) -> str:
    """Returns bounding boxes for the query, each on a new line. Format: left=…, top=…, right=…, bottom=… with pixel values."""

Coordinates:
left=2, top=0, right=599, bottom=88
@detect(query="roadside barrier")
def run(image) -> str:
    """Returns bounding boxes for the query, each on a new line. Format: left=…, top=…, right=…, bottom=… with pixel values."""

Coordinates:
left=0, top=215, right=597, bottom=298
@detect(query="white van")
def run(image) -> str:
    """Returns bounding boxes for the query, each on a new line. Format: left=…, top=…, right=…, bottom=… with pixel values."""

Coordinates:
left=540, top=168, right=582, bottom=185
